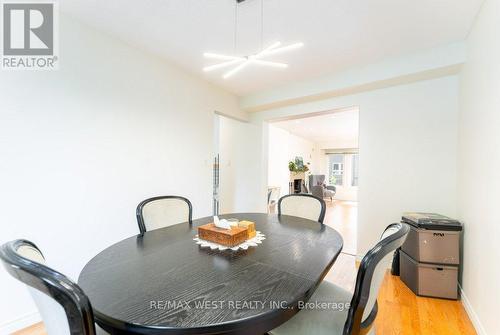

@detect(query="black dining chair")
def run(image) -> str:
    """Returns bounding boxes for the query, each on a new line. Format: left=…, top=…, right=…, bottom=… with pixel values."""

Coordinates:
left=277, top=193, right=326, bottom=223
left=269, top=222, right=410, bottom=335
left=136, top=195, right=193, bottom=234
left=0, top=239, right=108, bottom=335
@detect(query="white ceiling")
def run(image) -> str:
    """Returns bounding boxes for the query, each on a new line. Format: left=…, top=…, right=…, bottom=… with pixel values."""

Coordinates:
left=271, top=109, right=359, bottom=144
left=62, top=0, right=483, bottom=96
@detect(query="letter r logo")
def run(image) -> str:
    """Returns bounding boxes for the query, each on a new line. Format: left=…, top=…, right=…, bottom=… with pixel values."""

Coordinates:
left=3, top=3, right=54, bottom=56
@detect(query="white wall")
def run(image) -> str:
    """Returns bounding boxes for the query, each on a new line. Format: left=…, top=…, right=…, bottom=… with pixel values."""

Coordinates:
left=267, top=125, right=319, bottom=197
left=267, top=125, right=291, bottom=197
left=0, top=15, right=245, bottom=332
left=217, top=115, right=264, bottom=214
left=252, top=75, right=459, bottom=257
left=458, top=0, right=500, bottom=334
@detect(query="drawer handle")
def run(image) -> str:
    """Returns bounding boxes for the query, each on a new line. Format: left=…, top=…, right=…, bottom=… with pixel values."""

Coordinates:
left=435, top=267, right=444, bottom=271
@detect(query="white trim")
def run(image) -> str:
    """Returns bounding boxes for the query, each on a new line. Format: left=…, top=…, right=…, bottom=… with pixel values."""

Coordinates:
left=459, top=284, right=487, bottom=335
left=214, top=110, right=249, bottom=123
left=241, top=42, right=465, bottom=112
left=0, top=311, right=41, bottom=334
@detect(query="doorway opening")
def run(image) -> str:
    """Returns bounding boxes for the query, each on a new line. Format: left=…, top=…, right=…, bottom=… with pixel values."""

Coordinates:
left=266, top=107, right=359, bottom=255
left=213, top=112, right=262, bottom=215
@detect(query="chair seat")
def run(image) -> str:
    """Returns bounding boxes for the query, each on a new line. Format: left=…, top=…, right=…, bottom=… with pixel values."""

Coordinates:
left=269, top=281, right=352, bottom=335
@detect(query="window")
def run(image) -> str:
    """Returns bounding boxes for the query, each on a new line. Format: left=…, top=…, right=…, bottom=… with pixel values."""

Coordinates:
left=351, top=154, right=359, bottom=186
left=328, top=154, right=344, bottom=186
left=327, top=152, right=359, bottom=187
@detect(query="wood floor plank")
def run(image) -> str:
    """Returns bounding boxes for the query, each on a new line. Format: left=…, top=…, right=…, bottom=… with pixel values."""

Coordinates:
left=323, top=200, right=357, bottom=255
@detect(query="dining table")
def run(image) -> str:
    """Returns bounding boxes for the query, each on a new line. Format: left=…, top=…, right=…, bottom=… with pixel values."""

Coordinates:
left=78, top=213, right=344, bottom=335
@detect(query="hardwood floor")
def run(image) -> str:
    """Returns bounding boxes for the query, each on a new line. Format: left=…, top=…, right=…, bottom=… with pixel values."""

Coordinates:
left=323, top=199, right=357, bottom=255
left=325, top=253, right=477, bottom=335
left=374, top=270, right=477, bottom=335
left=14, top=201, right=476, bottom=335
left=12, top=322, right=45, bottom=335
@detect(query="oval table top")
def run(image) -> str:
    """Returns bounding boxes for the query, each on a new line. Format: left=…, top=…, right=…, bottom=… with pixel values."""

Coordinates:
left=78, top=213, right=343, bottom=335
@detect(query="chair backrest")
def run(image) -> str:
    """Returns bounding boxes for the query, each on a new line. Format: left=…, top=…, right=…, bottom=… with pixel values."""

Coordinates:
left=136, top=195, right=193, bottom=234
left=0, top=240, right=96, bottom=335
left=268, top=187, right=281, bottom=205
left=309, top=174, right=326, bottom=186
left=343, top=223, right=410, bottom=335
left=277, top=194, right=326, bottom=223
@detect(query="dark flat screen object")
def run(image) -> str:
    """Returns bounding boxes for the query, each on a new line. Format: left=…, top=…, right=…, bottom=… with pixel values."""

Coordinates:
left=402, top=212, right=462, bottom=231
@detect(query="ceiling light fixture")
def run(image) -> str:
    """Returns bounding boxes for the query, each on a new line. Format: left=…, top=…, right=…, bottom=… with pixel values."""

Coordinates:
left=203, top=0, right=304, bottom=79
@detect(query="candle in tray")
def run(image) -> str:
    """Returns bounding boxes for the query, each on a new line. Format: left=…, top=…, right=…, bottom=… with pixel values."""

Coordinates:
left=238, top=221, right=256, bottom=238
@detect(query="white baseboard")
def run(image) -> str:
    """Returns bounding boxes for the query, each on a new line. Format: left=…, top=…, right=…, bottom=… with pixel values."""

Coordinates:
left=0, top=312, right=41, bottom=334
left=459, top=284, right=487, bottom=335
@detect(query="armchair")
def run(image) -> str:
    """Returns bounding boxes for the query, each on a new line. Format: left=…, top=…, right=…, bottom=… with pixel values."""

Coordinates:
left=309, top=174, right=336, bottom=201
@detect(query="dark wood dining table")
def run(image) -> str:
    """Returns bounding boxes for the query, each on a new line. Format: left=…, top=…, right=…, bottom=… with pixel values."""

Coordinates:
left=78, top=213, right=343, bottom=335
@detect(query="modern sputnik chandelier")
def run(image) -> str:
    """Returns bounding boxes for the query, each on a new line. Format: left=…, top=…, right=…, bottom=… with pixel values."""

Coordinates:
left=203, top=0, right=304, bottom=79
